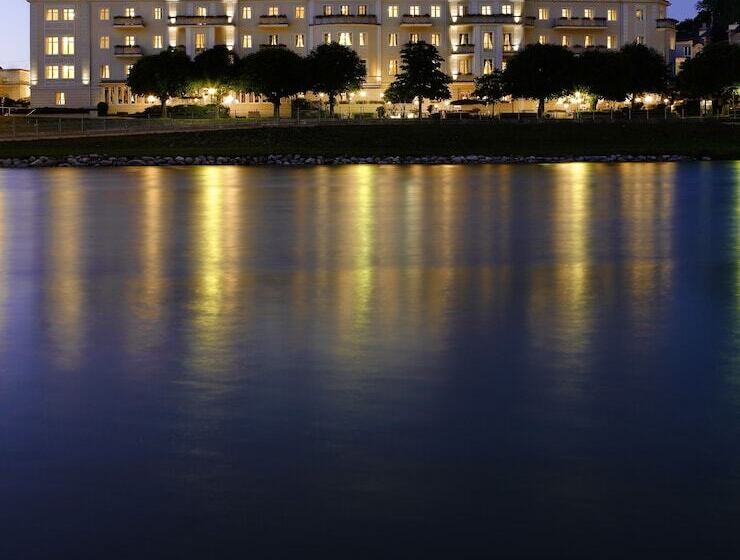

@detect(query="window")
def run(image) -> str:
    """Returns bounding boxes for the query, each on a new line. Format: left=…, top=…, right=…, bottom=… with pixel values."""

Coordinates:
left=635, top=35, right=644, bottom=44
left=323, top=5, right=332, bottom=15
left=584, top=34, right=592, bottom=46
left=388, top=59, right=398, bottom=75
left=45, top=65, right=59, bottom=79
left=296, top=34, right=305, bottom=47
left=243, top=34, right=252, bottom=48
left=242, top=7, right=252, bottom=19
left=62, top=36, right=75, bottom=55
left=61, top=65, right=75, bottom=80
left=483, top=59, right=493, bottom=74
left=323, top=32, right=331, bottom=44
left=100, top=8, right=110, bottom=20
left=409, top=6, right=420, bottom=16
left=55, top=92, right=66, bottom=106
left=455, top=5, right=465, bottom=17
left=124, top=8, right=135, bottom=17
left=539, top=34, right=547, bottom=44
left=359, top=5, right=368, bottom=15
left=501, top=5, right=512, bottom=15
left=268, top=6, right=280, bottom=16
left=46, top=36, right=59, bottom=55
left=431, top=6, right=441, bottom=17
left=483, top=32, right=493, bottom=49
left=100, top=36, right=110, bottom=49
left=125, top=35, right=136, bottom=46
left=561, top=8, right=571, bottom=18
left=63, top=8, right=75, bottom=21
left=46, top=9, right=59, bottom=21
left=100, top=64, right=110, bottom=79
left=607, top=35, right=615, bottom=49
left=409, top=33, right=419, bottom=43
left=195, top=32, right=206, bottom=50
left=459, top=59, right=471, bottom=74
left=501, top=61, right=507, bottom=71
left=389, top=33, right=398, bottom=46
left=584, top=8, right=593, bottom=19
left=270, top=34, right=280, bottom=45
left=538, top=8, right=549, bottom=20
left=561, top=35, right=569, bottom=46
left=503, top=32, right=512, bottom=46
left=196, top=6, right=207, bottom=17
left=153, top=35, right=163, bottom=48
left=295, top=6, right=305, bottom=18
left=431, top=32, right=440, bottom=46
left=359, top=32, right=367, bottom=46
left=607, top=9, right=617, bottom=21
left=458, top=33, right=469, bottom=45
left=154, top=7, right=163, bottom=20
left=341, top=5, right=350, bottom=15
left=339, top=32, right=352, bottom=45
left=388, top=6, right=398, bottom=17
left=125, top=64, right=134, bottom=76
left=636, top=8, right=644, bottom=20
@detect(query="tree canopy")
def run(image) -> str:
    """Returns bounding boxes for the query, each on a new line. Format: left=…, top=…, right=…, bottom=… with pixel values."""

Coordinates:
left=503, top=43, right=576, bottom=117
left=388, top=41, right=451, bottom=118
left=575, top=49, right=629, bottom=104
left=472, top=71, right=507, bottom=114
left=307, top=42, right=366, bottom=115
left=678, top=41, right=740, bottom=113
left=619, top=43, right=668, bottom=107
left=127, top=48, right=193, bottom=117
left=192, top=45, right=239, bottom=96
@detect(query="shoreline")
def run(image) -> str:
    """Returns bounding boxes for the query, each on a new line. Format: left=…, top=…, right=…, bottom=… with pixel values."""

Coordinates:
left=0, top=153, right=714, bottom=169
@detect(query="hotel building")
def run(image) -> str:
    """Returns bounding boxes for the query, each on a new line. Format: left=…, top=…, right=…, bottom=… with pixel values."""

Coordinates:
left=28, top=0, right=676, bottom=114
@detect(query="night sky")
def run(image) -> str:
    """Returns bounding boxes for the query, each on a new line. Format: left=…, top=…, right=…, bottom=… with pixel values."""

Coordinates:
left=0, top=0, right=699, bottom=69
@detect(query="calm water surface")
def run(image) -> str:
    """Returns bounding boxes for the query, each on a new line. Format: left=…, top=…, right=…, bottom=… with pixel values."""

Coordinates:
left=1, top=163, right=739, bottom=558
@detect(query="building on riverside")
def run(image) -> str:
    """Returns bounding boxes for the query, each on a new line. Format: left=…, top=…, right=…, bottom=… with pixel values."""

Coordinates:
left=27, top=0, right=676, bottom=115
left=0, top=68, right=31, bottom=101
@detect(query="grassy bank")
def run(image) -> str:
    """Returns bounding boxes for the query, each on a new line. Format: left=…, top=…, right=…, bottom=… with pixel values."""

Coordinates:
left=0, top=121, right=738, bottom=160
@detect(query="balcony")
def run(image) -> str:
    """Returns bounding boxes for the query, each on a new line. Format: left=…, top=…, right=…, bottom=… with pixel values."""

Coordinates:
left=453, top=73, right=475, bottom=83
left=569, top=44, right=608, bottom=54
left=260, top=43, right=288, bottom=48
left=400, top=15, right=432, bottom=27
left=656, top=18, right=677, bottom=30
left=502, top=44, right=517, bottom=56
left=313, top=14, right=378, bottom=25
left=113, top=16, right=145, bottom=28
left=169, top=15, right=232, bottom=26
left=453, top=14, right=517, bottom=25
left=114, top=45, right=143, bottom=57
left=259, top=15, right=289, bottom=27
left=452, top=44, right=475, bottom=54
left=554, top=17, right=608, bottom=29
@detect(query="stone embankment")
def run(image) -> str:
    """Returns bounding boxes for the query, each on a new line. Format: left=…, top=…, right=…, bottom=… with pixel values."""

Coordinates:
left=0, top=154, right=703, bottom=168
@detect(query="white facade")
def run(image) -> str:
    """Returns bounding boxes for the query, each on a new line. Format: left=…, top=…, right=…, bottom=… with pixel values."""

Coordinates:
left=28, top=0, right=676, bottom=113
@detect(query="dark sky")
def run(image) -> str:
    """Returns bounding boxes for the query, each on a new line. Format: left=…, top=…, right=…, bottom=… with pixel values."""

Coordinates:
left=0, top=0, right=699, bottom=69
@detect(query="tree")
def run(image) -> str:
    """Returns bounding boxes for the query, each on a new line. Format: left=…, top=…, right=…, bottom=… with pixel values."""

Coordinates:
left=678, top=41, right=740, bottom=114
left=233, top=47, right=306, bottom=118
left=502, top=43, right=576, bottom=117
left=127, top=48, right=192, bottom=118
left=307, top=42, right=366, bottom=116
left=192, top=45, right=239, bottom=107
left=695, top=0, right=740, bottom=41
left=575, top=49, right=629, bottom=106
left=388, top=41, right=451, bottom=119
left=472, top=70, right=506, bottom=116
left=619, top=43, right=668, bottom=110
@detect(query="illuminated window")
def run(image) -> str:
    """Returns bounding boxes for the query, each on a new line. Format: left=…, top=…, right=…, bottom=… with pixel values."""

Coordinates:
left=270, top=34, right=280, bottom=45
left=584, top=34, right=592, bottom=46
left=268, top=6, right=280, bottom=16
left=124, top=8, right=135, bottom=17
left=341, top=5, right=350, bottom=15
left=295, top=6, right=305, bottom=18
left=409, top=33, right=419, bottom=43
left=323, top=32, right=331, bottom=44
left=61, top=65, right=75, bottom=80
left=339, top=32, right=352, bottom=45
left=409, top=6, right=420, bottom=16
left=635, top=35, right=644, bottom=44
left=153, top=35, right=163, bottom=49
left=388, top=6, right=398, bottom=17
left=636, top=8, right=644, bottom=20
left=62, top=36, right=75, bottom=55
left=55, top=92, right=66, bottom=105
left=483, top=32, right=493, bottom=49
left=195, top=32, right=206, bottom=50
left=100, top=8, right=110, bottom=20
left=358, top=5, right=368, bottom=15
left=538, top=8, right=549, bottom=20
left=538, top=34, right=547, bottom=44
left=154, top=7, right=163, bottom=20
left=607, top=9, right=617, bottom=21
left=501, top=4, right=512, bottom=15
left=431, top=32, right=440, bottom=46
left=125, top=64, right=134, bottom=76
left=561, top=8, right=571, bottom=18
left=100, top=36, right=110, bottom=49
left=388, top=33, right=398, bottom=46
left=431, top=6, right=441, bottom=17
left=45, top=65, right=59, bottom=79
left=584, top=8, right=593, bottom=19
left=125, top=35, right=136, bottom=46
left=459, top=59, right=471, bottom=74
left=296, top=34, right=305, bottom=47
left=196, top=6, right=207, bottom=17
left=483, top=59, right=493, bottom=74
left=243, top=34, right=252, bottom=48
left=242, top=7, right=252, bottom=19
left=501, top=61, right=507, bottom=71
left=481, top=5, right=492, bottom=15
left=607, top=35, right=615, bottom=48
left=46, top=9, right=59, bottom=21
left=388, top=59, right=398, bottom=75
left=455, top=5, right=465, bottom=17
left=458, top=33, right=469, bottom=45
left=100, top=64, right=110, bottom=79
left=324, top=5, right=332, bottom=15
left=46, top=36, right=59, bottom=55
left=63, top=8, right=75, bottom=21
left=359, top=32, right=367, bottom=46
left=562, top=35, right=569, bottom=46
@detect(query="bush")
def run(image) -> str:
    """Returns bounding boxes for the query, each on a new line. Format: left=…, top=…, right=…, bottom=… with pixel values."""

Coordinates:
left=97, top=102, right=109, bottom=117
left=140, top=104, right=230, bottom=119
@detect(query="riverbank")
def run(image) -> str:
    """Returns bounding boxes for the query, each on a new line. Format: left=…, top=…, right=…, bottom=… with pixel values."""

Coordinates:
left=0, top=121, right=737, bottom=163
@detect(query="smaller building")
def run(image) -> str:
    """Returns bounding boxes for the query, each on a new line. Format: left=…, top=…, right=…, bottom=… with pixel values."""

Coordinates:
left=671, top=26, right=708, bottom=75
left=0, top=68, right=31, bottom=101
left=729, top=23, right=739, bottom=45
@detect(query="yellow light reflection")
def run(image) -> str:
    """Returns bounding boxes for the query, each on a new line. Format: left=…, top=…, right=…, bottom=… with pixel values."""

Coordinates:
left=0, top=189, right=6, bottom=338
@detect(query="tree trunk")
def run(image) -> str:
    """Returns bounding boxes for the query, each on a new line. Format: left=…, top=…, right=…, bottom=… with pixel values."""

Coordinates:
left=538, top=98, right=545, bottom=118
left=329, top=94, right=336, bottom=116
left=160, top=98, right=167, bottom=119
left=418, top=97, right=423, bottom=120
left=273, top=100, right=280, bottom=119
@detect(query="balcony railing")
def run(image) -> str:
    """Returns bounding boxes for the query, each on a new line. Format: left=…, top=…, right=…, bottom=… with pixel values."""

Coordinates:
left=569, top=44, right=608, bottom=53
left=169, top=15, right=232, bottom=26
left=400, top=15, right=432, bottom=26
left=259, top=15, right=289, bottom=27
left=260, top=43, right=287, bottom=48
left=113, top=16, right=145, bottom=28
left=656, top=18, right=677, bottom=29
left=114, top=45, right=143, bottom=56
left=453, top=73, right=475, bottom=82
left=314, top=14, right=378, bottom=25
left=453, top=14, right=519, bottom=25
left=452, top=44, right=475, bottom=54
left=553, top=17, right=608, bottom=28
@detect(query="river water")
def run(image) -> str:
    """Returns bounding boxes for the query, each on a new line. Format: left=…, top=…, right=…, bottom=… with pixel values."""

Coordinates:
left=1, top=163, right=739, bottom=558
